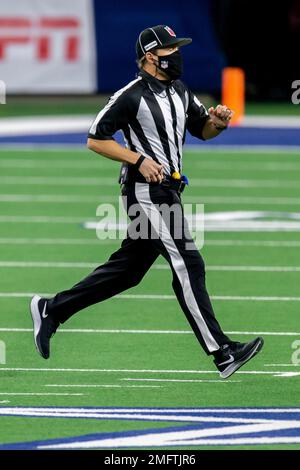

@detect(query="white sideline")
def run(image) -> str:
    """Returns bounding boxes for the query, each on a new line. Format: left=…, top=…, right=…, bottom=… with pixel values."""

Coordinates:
left=0, top=115, right=93, bottom=136
left=1, top=292, right=300, bottom=301
left=2, top=406, right=298, bottom=413
left=0, top=328, right=299, bottom=337
left=1, top=114, right=300, bottom=135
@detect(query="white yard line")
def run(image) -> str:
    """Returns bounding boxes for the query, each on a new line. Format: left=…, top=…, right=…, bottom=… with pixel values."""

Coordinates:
left=0, top=216, right=89, bottom=223
left=3, top=194, right=300, bottom=205
left=44, top=384, right=162, bottom=388
left=120, top=378, right=241, bottom=383
left=207, top=265, right=300, bottom=272
left=0, top=175, right=299, bottom=189
left=5, top=216, right=300, bottom=231
left=0, top=176, right=115, bottom=186
left=190, top=197, right=300, bottom=205
left=190, top=179, right=300, bottom=189
left=0, top=237, right=300, bottom=248
left=272, top=372, right=300, bottom=377
left=204, top=240, right=300, bottom=248
left=117, top=294, right=300, bottom=302
left=0, top=194, right=116, bottom=203
left=194, top=161, right=300, bottom=171
left=265, top=364, right=300, bottom=367
left=2, top=157, right=300, bottom=171
left=0, top=392, right=85, bottom=396
left=2, top=261, right=300, bottom=272
left=0, top=237, right=111, bottom=245
left=0, top=261, right=98, bottom=268
left=0, top=367, right=284, bottom=375
left=3, top=217, right=300, bottom=229
left=0, top=328, right=298, bottom=337
left=210, top=295, right=300, bottom=301
left=0, top=159, right=104, bottom=169
left=1, top=292, right=300, bottom=301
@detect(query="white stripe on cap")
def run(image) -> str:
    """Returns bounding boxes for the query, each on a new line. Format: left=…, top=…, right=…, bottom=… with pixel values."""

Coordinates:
left=149, top=28, right=162, bottom=46
left=138, top=32, right=145, bottom=54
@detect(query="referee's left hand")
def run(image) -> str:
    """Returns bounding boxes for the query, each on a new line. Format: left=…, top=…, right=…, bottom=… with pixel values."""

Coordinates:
left=208, top=105, right=234, bottom=128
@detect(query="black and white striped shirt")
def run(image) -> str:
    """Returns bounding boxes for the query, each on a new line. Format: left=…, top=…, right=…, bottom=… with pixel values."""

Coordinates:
left=88, top=69, right=209, bottom=182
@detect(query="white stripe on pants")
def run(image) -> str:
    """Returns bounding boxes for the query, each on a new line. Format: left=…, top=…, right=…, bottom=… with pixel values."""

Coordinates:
left=134, top=182, right=220, bottom=353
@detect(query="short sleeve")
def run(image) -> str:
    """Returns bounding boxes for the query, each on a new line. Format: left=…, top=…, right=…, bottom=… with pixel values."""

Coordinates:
left=186, top=90, right=210, bottom=140
left=88, top=91, right=131, bottom=141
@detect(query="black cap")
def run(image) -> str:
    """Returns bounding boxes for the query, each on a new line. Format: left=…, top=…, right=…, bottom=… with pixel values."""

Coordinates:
left=136, top=25, right=192, bottom=60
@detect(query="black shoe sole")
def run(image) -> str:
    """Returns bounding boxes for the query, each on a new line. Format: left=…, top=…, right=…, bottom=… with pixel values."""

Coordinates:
left=219, top=337, right=264, bottom=379
left=30, top=295, right=49, bottom=359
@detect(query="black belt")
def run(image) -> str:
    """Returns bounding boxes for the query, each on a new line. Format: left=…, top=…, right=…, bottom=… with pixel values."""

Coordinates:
left=119, top=165, right=188, bottom=193
left=121, top=176, right=187, bottom=194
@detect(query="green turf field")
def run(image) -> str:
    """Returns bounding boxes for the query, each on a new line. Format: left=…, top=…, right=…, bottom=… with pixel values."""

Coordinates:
left=0, top=146, right=300, bottom=449
left=2, top=96, right=297, bottom=117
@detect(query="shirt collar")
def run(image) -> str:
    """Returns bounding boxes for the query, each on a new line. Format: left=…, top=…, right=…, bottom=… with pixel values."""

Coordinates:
left=138, top=69, right=173, bottom=94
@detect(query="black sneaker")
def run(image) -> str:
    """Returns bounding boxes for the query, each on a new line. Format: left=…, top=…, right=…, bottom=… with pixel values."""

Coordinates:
left=214, top=337, right=264, bottom=379
left=29, top=295, right=59, bottom=359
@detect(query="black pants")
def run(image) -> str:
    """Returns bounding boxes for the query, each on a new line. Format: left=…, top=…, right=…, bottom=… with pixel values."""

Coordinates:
left=47, top=182, right=230, bottom=354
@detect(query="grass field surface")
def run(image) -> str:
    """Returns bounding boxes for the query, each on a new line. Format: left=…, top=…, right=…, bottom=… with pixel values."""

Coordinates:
left=0, top=146, right=300, bottom=449
left=1, top=97, right=297, bottom=118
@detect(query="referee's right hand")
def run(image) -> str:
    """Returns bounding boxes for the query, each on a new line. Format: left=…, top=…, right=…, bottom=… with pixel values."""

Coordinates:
left=138, top=158, right=164, bottom=183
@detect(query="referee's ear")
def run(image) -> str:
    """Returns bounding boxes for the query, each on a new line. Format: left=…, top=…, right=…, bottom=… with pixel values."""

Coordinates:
left=145, top=51, right=157, bottom=65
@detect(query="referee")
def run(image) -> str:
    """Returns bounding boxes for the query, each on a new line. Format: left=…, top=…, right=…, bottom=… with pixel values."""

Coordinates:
left=30, top=25, right=263, bottom=379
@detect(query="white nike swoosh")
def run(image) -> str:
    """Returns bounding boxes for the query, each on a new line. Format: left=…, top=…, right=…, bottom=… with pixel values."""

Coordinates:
left=218, top=354, right=234, bottom=366
left=41, top=302, right=48, bottom=319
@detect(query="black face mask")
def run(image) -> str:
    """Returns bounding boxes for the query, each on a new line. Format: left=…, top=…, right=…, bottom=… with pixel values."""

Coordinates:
left=155, top=50, right=183, bottom=80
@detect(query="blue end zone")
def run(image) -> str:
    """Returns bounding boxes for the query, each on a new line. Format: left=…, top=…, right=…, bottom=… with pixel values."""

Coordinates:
left=1, top=127, right=300, bottom=146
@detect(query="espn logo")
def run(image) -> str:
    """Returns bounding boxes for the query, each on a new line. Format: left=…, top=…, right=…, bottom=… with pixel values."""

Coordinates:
left=0, top=16, right=81, bottom=62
